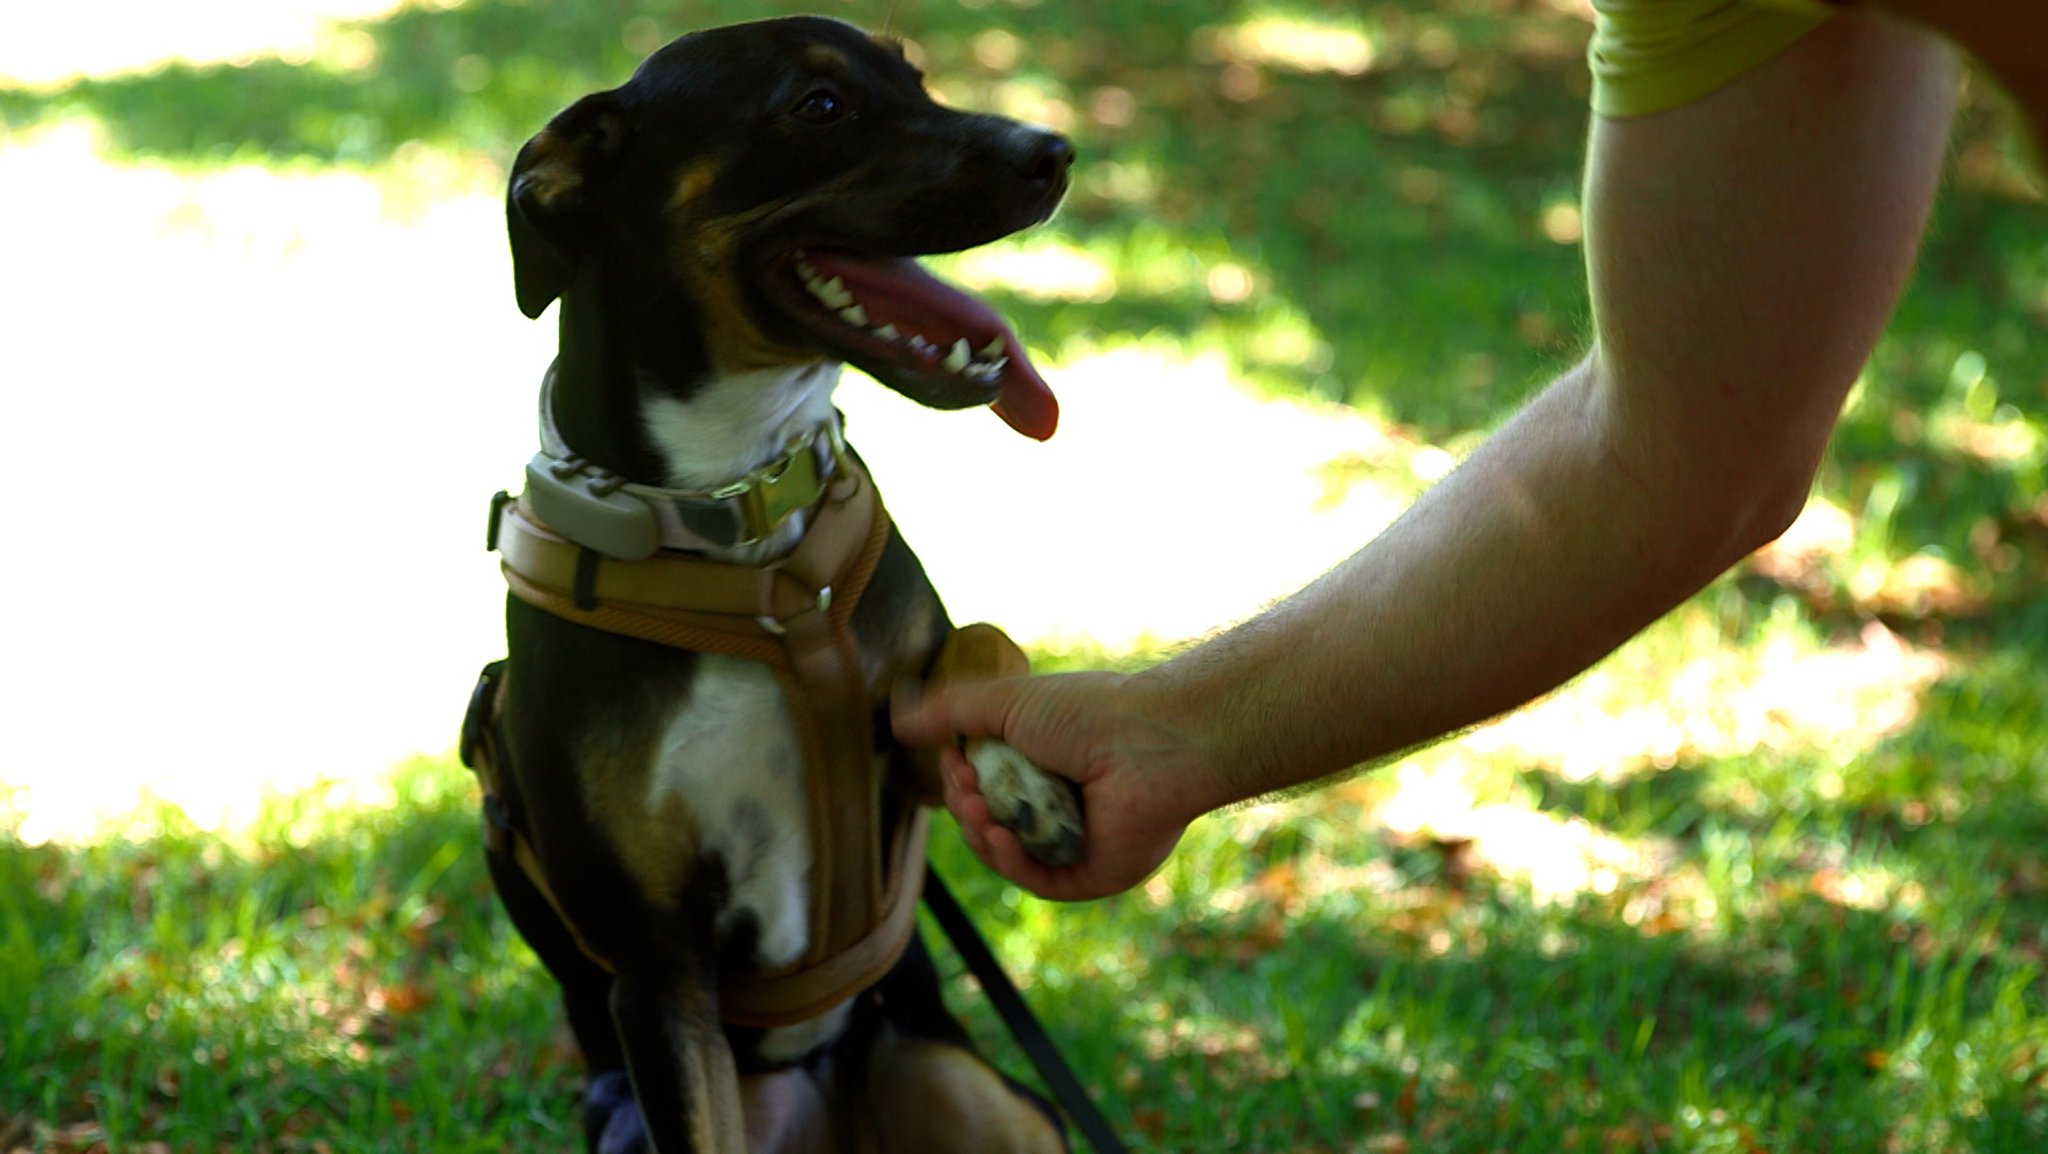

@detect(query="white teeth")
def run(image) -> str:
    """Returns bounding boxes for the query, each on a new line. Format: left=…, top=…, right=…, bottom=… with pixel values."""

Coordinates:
left=875, top=328, right=1008, bottom=380
left=787, top=262, right=1014, bottom=381
left=802, top=272, right=853, bottom=309
left=801, top=269, right=858, bottom=313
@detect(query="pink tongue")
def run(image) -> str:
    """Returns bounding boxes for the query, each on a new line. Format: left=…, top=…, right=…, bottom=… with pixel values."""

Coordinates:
left=803, top=252, right=1058, bottom=441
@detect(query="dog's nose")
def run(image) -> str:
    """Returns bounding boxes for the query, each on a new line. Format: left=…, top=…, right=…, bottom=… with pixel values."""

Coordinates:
left=1026, top=133, right=1075, bottom=185
left=1008, top=127, right=1075, bottom=190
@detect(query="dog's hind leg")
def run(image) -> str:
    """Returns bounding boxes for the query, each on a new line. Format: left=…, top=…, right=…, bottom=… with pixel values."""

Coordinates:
left=482, top=845, right=639, bottom=1149
left=611, top=956, right=748, bottom=1154
left=842, top=934, right=1068, bottom=1154
left=738, top=1066, right=832, bottom=1153
left=854, top=1028, right=1069, bottom=1154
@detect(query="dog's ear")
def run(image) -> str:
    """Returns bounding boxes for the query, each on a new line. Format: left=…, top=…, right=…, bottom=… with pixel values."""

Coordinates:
left=507, top=92, right=631, bottom=319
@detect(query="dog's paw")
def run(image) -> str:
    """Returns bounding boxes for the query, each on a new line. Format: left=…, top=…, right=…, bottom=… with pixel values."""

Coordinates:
left=583, top=1070, right=649, bottom=1154
left=966, top=739, right=1084, bottom=867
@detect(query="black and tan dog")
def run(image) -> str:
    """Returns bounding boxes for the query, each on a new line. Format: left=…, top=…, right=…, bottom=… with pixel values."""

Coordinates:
left=462, top=15, right=1089, bottom=1154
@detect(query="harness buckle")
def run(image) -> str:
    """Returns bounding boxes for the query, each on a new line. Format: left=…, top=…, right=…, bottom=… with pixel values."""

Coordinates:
left=756, top=585, right=832, bottom=637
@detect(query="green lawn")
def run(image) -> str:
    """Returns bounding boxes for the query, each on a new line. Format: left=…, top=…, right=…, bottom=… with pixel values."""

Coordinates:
left=6, top=0, right=2047, bottom=1150
left=6, top=686, right=2048, bottom=1152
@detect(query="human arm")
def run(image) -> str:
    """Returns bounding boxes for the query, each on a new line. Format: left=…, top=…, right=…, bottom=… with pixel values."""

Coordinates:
left=1856, top=0, right=2048, bottom=163
left=895, top=14, right=1959, bottom=899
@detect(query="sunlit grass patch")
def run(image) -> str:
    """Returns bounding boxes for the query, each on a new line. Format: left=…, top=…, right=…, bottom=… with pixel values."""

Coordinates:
left=7, top=662, right=2048, bottom=1151
left=1470, top=601, right=1946, bottom=786
left=0, top=758, right=573, bottom=1151
left=1196, top=12, right=1380, bottom=79
left=984, top=597, right=2048, bottom=1149
left=0, top=0, right=405, bottom=90
left=980, top=779, right=2048, bottom=1150
left=5, top=1, right=2048, bottom=1149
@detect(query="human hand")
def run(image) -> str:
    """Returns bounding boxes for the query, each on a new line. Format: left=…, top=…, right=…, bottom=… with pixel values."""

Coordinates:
left=892, top=670, right=1214, bottom=901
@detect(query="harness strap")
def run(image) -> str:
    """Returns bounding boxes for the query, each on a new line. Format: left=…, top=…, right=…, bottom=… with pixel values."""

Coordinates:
left=497, top=465, right=876, bottom=627
left=460, top=664, right=617, bottom=973
left=467, top=663, right=1126, bottom=1147
left=483, top=462, right=930, bottom=1028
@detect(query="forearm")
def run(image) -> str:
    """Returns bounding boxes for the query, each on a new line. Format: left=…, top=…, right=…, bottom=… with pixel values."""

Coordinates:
left=1142, top=16, right=1954, bottom=811
left=1136, top=357, right=1808, bottom=808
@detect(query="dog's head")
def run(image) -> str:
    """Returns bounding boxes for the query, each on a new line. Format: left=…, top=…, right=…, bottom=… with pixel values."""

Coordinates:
left=508, top=16, right=1071, bottom=439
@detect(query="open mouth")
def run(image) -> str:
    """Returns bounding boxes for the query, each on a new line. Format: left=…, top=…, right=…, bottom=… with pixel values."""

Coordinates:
left=761, top=248, right=1059, bottom=441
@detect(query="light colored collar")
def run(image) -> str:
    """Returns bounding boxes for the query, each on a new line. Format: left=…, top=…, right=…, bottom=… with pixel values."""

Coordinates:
left=526, top=368, right=849, bottom=559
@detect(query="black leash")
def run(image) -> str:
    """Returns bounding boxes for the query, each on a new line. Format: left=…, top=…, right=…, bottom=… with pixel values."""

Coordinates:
left=922, top=868, right=1129, bottom=1154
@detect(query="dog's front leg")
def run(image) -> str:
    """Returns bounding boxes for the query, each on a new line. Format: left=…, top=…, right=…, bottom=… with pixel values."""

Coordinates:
left=610, top=963, right=747, bottom=1153
left=921, top=624, right=1085, bottom=867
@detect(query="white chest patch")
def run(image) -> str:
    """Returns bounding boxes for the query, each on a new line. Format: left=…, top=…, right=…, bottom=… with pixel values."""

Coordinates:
left=638, top=359, right=864, bottom=1051
left=648, top=655, right=813, bottom=971
left=641, top=362, right=842, bottom=491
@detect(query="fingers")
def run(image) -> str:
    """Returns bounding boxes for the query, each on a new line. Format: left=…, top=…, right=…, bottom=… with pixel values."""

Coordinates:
left=890, top=679, right=1014, bottom=747
left=913, top=680, right=1131, bottom=903
left=977, top=824, right=1082, bottom=902
left=940, top=750, right=994, bottom=856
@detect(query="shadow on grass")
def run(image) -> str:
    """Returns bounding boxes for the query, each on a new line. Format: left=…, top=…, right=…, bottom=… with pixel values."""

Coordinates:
left=0, top=0, right=1599, bottom=439
left=930, top=808, right=2048, bottom=1152
left=8, top=0, right=2042, bottom=459
left=5, top=8, right=2045, bottom=1135
left=3, top=732, right=2044, bottom=1150
left=1525, top=616, right=2048, bottom=921
left=0, top=759, right=578, bottom=1150
left=954, top=606, right=2048, bottom=1149
left=1482, top=627, right=2048, bottom=1148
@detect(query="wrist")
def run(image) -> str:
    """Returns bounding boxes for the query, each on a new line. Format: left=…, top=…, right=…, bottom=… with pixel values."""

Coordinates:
left=1123, top=662, right=1240, bottom=822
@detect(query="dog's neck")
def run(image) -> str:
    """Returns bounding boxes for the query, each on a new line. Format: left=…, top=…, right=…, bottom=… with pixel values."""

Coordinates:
left=550, top=280, right=843, bottom=473
left=545, top=290, right=683, bottom=484
left=636, top=362, right=842, bottom=491
left=643, top=360, right=845, bottom=564
left=548, top=311, right=847, bottom=563
left=545, top=263, right=854, bottom=561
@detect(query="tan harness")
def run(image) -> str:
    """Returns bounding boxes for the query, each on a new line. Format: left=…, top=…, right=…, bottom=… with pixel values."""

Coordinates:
left=469, top=448, right=929, bottom=1030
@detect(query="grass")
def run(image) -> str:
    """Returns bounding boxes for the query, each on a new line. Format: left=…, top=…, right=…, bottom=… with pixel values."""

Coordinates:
left=6, top=658, right=2048, bottom=1152
left=6, top=0, right=2048, bottom=1149
left=0, top=763, right=577, bottom=1152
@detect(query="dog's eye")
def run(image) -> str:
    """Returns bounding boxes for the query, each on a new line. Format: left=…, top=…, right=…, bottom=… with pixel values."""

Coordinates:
left=792, top=89, right=848, bottom=124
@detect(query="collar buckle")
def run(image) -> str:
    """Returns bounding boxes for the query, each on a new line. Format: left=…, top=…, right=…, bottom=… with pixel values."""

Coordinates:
left=532, top=368, right=850, bottom=555
left=714, top=423, right=841, bottom=545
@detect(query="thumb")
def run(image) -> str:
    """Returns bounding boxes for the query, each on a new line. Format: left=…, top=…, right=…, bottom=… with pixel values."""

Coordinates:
left=890, top=677, right=1019, bottom=747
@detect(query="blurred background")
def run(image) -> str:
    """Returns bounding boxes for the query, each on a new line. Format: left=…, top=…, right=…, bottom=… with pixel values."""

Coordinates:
left=2, top=1, right=2045, bottom=1151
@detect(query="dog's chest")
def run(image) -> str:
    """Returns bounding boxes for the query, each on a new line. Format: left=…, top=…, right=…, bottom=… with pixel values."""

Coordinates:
left=647, top=655, right=870, bottom=1061
left=633, top=364, right=844, bottom=966
left=648, top=655, right=815, bottom=971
